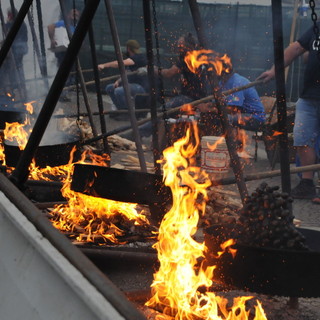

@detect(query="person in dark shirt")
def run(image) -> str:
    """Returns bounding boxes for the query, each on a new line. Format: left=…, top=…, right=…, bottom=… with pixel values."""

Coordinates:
left=98, top=39, right=149, bottom=120
left=138, top=33, right=264, bottom=139
left=157, top=32, right=206, bottom=109
left=258, top=22, right=320, bottom=202
left=5, top=8, right=28, bottom=93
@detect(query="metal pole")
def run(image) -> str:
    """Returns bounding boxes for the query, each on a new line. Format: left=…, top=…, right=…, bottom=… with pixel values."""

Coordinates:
left=58, top=0, right=99, bottom=139
left=189, top=0, right=249, bottom=203
left=187, top=0, right=209, bottom=48
left=35, top=0, right=48, bottom=82
left=26, top=10, right=49, bottom=89
left=142, top=0, right=161, bottom=174
left=271, top=0, right=291, bottom=194
left=104, top=0, right=147, bottom=172
left=87, top=22, right=110, bottom=153
left=213, top=89, right=249, bottom=203
left=10, top=0, right=101, bottom=187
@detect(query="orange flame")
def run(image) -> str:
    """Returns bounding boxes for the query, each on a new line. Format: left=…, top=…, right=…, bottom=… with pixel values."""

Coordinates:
left=184, top=50, right=232, bottom=76
left=0, top=115, right=149, bottom=244
left=4, top=118, right=32, bottom=150
left=24, top=101, right=35, bottom=114
left=146, top=122, right=268, bottom=319
left=180, top=103, right=196, bottom=115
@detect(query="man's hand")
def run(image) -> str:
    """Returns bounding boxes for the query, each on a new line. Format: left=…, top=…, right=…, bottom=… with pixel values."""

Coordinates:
left=50, top=38, right=57, bottom=49
left=137, top=67, right=147, bottom=76
left=98, top=64, right=105, bottom=71
left=114, top=79, right=121, bottom=88
left=256, top=68, right=275, bottom=83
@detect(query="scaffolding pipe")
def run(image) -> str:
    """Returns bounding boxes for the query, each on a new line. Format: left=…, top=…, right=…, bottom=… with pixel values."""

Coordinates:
left=271, top=0, right=291, bottom=194
left=142, top=0, right=161, bottom=174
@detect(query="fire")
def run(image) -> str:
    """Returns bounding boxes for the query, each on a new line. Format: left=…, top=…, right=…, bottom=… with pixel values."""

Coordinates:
left=47, top=149, right=150, bottom=244
left=24, top=101, right=35, bottom=114
left=3, top=117, right=32, bottom=150
left=2, top=100, right=36, bottom=151
left=146, top=122, right=268, bottom=319
left=184, top=50, right=232, bottom=76
left=180, top=103, right=196, bottom=115
left=0, top=113, right=149, bottom=243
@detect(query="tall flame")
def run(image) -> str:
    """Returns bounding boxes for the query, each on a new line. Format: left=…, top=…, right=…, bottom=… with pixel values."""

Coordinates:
left=146, top=122, right=268, bottom=319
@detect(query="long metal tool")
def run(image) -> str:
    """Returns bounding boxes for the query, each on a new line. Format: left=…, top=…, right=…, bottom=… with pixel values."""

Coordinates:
left=82, top=80, right=264, bottom=145
left=10, top=0, right=101, bottom=187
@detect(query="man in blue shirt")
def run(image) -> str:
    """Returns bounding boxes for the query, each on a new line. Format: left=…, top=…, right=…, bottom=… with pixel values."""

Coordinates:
left=197, top=70, right=265, bottom=134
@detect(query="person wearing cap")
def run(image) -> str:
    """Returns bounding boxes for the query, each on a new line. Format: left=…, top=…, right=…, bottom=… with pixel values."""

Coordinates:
left=98, top=39, right=149, bottom=120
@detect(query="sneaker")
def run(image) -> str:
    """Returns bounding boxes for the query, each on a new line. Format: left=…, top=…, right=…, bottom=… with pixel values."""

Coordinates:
left=291, top=179, right=316, bottom=199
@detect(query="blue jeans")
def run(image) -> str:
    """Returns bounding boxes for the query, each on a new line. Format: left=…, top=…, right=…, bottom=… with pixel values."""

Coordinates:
left=105, top=83, right=146, bottom=110
left=293, top=98, right=320, bottom=147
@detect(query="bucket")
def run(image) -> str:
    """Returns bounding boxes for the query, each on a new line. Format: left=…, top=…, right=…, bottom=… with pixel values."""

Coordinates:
left=201, top=136, right=230, bottom=173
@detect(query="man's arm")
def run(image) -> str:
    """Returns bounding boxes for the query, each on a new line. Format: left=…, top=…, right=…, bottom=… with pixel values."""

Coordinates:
left=257, top=41, right=306, bottom=82
left=47, top=23, right=56, bottom=48
left=98, top=58, right=135, bottom=71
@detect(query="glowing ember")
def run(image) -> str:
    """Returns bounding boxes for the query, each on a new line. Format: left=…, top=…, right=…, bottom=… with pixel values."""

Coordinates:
left=145, top=122, right=268, bottom=319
